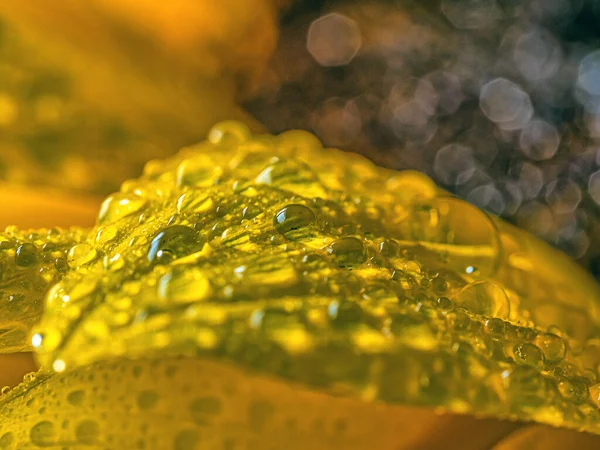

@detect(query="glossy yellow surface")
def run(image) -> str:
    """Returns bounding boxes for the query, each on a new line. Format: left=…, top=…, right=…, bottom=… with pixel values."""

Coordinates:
left=1, top=122, right=600, bottom=449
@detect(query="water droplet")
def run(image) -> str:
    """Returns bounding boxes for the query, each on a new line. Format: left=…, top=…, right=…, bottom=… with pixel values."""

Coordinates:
left=208, top=120, right=251, bottom=145
left=277, top=130, right=323, bottom=154
left=158, top=267, right=211, bottom=304
left=273, top=204, right=316, bottom=239
left=327, top=237, right=366, bottom=268
left=534, top=333, right=566, bottom=363
left=98, top=193, right=146, bottom=224
left=436, top=296, right=453, bottom=310
left=30, top=421, right=56, bottom=446
left=456, top=281, right=510, bottom=319
left=15, top=243, right=38, bottom=267
left=307, top=13, right=362, bottom=67
left=514, top=342, right=545, bottom=368
left=148, top=226, right=205, bottom=265
left=400, top=197, right=502, bottom=277
left=67, top=244, right=97, bottom=268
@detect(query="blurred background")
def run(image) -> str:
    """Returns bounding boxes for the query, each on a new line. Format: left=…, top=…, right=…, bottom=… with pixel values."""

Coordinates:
left=0, top=0, right=600, bottom=279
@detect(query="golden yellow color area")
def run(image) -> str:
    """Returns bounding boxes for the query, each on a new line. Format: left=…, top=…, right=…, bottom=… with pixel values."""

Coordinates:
left=1, top=122, right=600, bottom=448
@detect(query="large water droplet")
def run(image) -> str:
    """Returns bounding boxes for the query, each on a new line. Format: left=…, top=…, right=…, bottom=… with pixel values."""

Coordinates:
left=15, top=243, right=38, bottom=267
left=327, top=237, right=366, bottom=268
left=399, top=197, right=502, bottom=277
left=273, top=204, right=316, bottom=239
left=456, top=281, right=510, bottom=319
left=98, top=193, right=146, bottom=224
left=67, top=244, right=97, bottom=268
left=208, top=120, right=251, bottom=145
left=148, top=226, right=205, bottom=265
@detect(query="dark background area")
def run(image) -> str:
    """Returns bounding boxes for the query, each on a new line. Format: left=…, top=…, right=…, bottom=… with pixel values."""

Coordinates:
left=245, top=0, right=600, bottom=280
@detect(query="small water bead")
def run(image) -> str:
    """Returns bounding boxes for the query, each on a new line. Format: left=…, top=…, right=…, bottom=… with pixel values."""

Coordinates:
left=327, top=237, right=366, bottom=268
left=277, top=130, right=323, bottom=154
left=14, top=243, right=38, bottom=267
left=208, top=120, right=251, bottom=145
left=436, top=296, right=453, bottom=310
left=456, top=281, right=510, bottom=319
left=535, top=333, right=566, bottom=363
left=0, top=386, right=10, bottom=396
left=514, top=343, right=545, bottom=368
left=67, top=244, right=97, bottom=268
left=98, top=193, right=146, bottom=225
left=273, top=204, right=316, bottom=239
left=30, top=421, right=56, bottom=446
left=485, top=318, right=507, bottom=336
left=147, top=225, right=205, bottom=265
